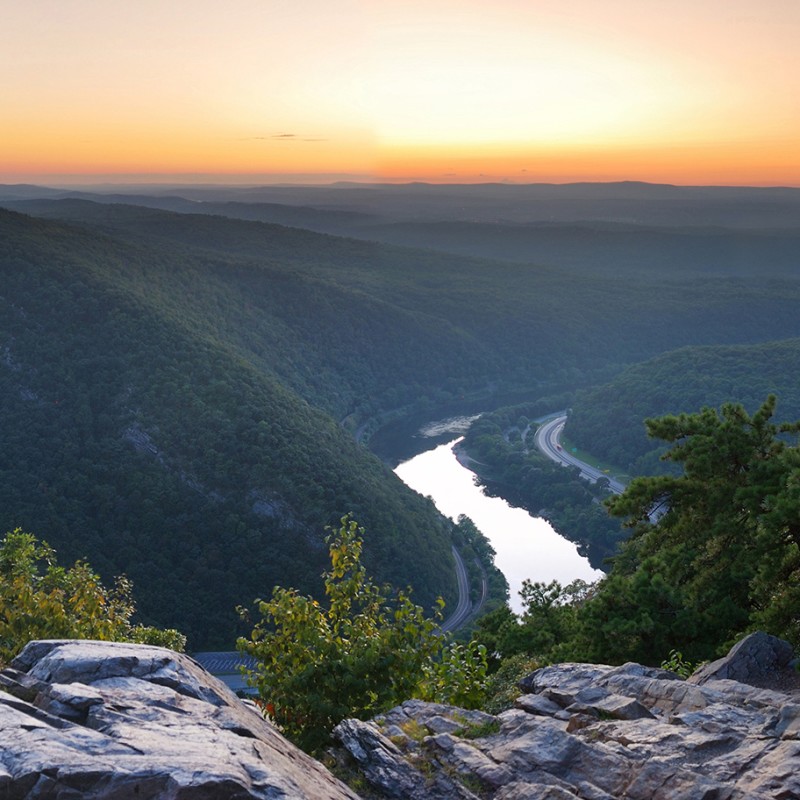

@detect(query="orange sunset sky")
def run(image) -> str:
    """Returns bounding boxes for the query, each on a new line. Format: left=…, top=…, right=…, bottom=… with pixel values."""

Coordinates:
left=2, top=0, right=799, bottom=186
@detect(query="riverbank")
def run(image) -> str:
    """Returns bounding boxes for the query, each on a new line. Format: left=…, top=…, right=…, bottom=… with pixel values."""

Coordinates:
left=459, top=408, right=628, bottom=570
left=395, top=439, right=602, bottom=613
left=452, top=439, right=487, bottom=471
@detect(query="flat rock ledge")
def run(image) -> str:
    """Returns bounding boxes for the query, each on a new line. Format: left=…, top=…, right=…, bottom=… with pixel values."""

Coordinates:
left=0, top=639, right=358, bottom=799
left=334, top=632, right=800, bottom=799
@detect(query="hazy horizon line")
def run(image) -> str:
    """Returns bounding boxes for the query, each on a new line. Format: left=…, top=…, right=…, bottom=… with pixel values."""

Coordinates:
left=3, top=175, right=800, bottom=191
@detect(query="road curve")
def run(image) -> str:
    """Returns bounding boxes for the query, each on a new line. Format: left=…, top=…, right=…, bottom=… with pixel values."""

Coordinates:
left=534, top=415, right=626, bottom=495
left=441, top=546, right=473, bottom=633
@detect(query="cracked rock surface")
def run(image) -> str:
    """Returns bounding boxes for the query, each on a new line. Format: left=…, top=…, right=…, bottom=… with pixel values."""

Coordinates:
left=334, top=633, right=800, bottom=799
left=2, top=633, right=798, bottom=799
left=0, top=639, right=358, bottom=799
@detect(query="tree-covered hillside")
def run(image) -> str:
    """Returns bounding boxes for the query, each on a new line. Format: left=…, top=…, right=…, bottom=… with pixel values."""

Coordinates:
left=10, top=199, right=800, bottom=405
left=3, top=198, right=800, bottom=649
left=566, top=339, right=800, bottom=474
left=0, top=208, right=462, bottom=648
left=471, top=397, right=800, bottom=670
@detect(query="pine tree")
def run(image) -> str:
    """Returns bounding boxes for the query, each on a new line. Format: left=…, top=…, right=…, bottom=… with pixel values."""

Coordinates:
left=577, top=396, right=800, bottom=663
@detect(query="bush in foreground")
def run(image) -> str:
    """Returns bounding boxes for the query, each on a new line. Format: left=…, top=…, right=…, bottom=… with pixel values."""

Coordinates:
left=239, top=515, right=487, bottom=752
left=0, top=529, right=185, bottom=665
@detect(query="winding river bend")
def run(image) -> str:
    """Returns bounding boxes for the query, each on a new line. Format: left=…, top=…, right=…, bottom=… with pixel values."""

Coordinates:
left=394, top=431, right=602, bottom=614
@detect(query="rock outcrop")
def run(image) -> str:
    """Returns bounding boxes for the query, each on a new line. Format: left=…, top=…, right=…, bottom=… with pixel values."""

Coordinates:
left=335, top=632, right=800, bottom=799
left=3, top=633, right=798, bottom=799
left=0, top=639, right=358, bottom=799
left=688, top=629, right=800, bottom=693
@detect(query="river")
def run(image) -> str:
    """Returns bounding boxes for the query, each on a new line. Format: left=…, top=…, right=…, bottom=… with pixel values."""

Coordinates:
left=393, top=422, right=603, bottom=614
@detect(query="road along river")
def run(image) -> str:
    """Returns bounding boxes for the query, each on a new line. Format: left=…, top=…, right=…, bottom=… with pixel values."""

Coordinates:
left=395, top=436, right=602, bottom=614
left=534, top=415, right=626, bottom=494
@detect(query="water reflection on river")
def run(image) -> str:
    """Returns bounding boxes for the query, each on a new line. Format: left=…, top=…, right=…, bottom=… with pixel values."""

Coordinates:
left=395, top=437, right=603, bottom=614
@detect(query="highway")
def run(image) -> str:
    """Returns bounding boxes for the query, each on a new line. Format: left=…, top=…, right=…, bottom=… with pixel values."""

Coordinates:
left=440, top=415, right=622, bottom=633
left=441, top=546, right=477, bottom=633
left=534, top=415, right=626, bottom=495
left=440, top=415, right=625, bottom=633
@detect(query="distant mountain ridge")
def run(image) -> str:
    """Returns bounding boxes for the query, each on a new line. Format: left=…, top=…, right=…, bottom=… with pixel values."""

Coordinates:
left=3, top=180, right=800, bottom=229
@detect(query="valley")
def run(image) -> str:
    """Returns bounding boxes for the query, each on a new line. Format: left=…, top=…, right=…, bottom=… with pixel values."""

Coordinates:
left=1, top=182, right=799, bottom=650
left=6, top=5, right=800, bottom=787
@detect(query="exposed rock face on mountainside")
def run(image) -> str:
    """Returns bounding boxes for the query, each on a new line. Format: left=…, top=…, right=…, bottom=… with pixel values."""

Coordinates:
left=334, top=632, right=800, bottom=799
left=0, top=639, right=357, bottom=799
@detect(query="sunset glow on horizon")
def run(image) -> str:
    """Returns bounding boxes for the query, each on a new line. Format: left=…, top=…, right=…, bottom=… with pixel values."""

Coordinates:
left=3, top=0, right=799, bottom=186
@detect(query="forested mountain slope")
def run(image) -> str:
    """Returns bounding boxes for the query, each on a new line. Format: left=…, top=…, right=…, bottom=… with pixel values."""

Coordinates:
left=0, top=208, right=461, bottom=648
left=3, top=199, right=800, bottom=648
left=566, top=339, right=800, bottom=473
left=9, top=199, right=800, bottom=397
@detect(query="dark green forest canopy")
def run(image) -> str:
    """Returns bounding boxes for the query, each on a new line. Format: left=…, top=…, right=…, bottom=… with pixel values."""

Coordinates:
left=589, top=396, right=800, bottom=663
left=472, top=397, right=800, bottom=668
left=0, top=208, right=459, bottom=647
left=2, top=199, right=800, bottom=649
left=10, top=200, right=800, bottom=403
left=463, top=339, right=800, bottom=567
left=566, top=339, right=800, bottom=474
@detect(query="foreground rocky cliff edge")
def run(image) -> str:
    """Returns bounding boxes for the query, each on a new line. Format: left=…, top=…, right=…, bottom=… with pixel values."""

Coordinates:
left=0, top=639, right=358, bottom=799
left=333, top=632, right=800, bottom=799
left=1, top=634, right=798, bottom=798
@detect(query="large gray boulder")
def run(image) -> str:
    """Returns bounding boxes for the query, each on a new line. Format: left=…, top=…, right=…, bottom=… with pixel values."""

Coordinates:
left=0, top=639, right=358, bottom=799
left=689, top=631, right=800, bottom=691
left=334, top=636, right=800, bottom=799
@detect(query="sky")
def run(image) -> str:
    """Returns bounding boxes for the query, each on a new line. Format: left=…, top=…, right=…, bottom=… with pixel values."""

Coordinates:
left=2, top=0, right=799, bottom=186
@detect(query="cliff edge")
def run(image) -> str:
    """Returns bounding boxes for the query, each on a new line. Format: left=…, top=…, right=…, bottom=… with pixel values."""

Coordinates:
left=334, top=632, right=800, bottom=799
left=0, top=639, right=357, bottom=799
left=2, top=633, right=798, bottom=798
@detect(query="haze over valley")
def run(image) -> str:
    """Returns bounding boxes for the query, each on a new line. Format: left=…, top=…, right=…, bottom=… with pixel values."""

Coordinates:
left=2, top=180, right=800, bottom=648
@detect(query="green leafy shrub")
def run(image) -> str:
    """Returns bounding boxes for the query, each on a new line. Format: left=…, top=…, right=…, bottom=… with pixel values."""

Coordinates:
left=419, top=640, right=488, bottom=709
left=238, top=515, right=487, bottom=752
left=660, top=649, right=700, bottom=679
left=472, top=579, right=591, bottom=669
left=482, top=653, right=543, bottom=714
left=0, top=529, right=185, bottom=665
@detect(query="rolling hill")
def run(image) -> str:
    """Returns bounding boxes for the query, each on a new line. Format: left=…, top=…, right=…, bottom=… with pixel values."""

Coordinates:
left=566, top=339, right=800, bottom=474
left=3, top=191, right=800, bottom=647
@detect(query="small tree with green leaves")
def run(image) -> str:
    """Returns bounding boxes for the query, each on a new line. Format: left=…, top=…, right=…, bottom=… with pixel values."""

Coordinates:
left=0, top=529, right=185, bottom=665
left=418, top=639, right=488, bottom=708
left=238, top=515, right=487, bottom=752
